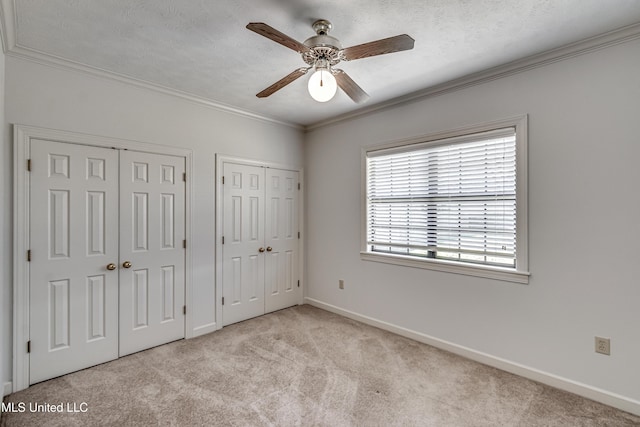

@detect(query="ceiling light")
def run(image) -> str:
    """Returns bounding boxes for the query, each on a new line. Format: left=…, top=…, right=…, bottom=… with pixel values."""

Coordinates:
left=307, top=66, right=337, bottom=102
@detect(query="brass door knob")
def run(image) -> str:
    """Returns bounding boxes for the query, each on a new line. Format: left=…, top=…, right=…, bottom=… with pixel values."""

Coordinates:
left=106, top=263, right=117, bottom=271
left=122, top=261, right=132, bottom=268
left=258, top=247, right=265, bottom=253
left=266, top=246, right=273, bottom=252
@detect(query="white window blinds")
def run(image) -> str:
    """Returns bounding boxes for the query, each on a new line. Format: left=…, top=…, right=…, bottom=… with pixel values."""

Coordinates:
left=366, top=128, right=517, bottom=268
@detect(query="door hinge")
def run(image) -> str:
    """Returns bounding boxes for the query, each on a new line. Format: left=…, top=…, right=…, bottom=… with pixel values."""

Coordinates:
left=183, top=239, right=186, bottom=249
left=27, top=250, right=31, bottom=262
left=222, top=297, right=225, bottom=306
left=222, top=176, right=225, bottom=184
left=27, top=341, right=31, bottom=353
left=297, top=280, right=300, bottom=288
left=298, top=182, right=300, bottom=190
left=27, top=159, right=32, bottom=171
left=183, top=172, right=186, bottom=182
left=183, top=305, right=186, bottom=315
left=298, top=232, right=300, bottom=239
left=222, top=236, right=225, bottom=244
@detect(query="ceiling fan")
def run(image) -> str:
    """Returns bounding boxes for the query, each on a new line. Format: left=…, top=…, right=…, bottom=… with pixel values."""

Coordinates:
left=246, top=19, right=415, bottom=103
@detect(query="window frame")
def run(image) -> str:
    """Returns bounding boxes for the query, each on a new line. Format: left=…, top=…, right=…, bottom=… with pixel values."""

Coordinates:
left=360, top=115, right=529, bottom=284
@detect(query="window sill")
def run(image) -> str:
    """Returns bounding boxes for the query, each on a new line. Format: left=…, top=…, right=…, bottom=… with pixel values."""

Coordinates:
left=360, top=251, right=530, bottom=284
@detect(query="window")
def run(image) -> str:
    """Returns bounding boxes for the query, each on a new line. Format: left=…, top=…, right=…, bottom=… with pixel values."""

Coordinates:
left=362, top=117, right=529, bottom=283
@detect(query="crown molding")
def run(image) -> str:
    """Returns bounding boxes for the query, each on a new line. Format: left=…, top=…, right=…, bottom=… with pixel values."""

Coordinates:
left=0, top=0, right=301, bottom=130
left=8, top=45, right=303, bottom=129
left=306, top=22, right=640, bottom=131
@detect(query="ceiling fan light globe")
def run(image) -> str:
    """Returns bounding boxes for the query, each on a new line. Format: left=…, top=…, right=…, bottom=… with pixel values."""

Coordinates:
left=308, top=69, right=337, bottom=102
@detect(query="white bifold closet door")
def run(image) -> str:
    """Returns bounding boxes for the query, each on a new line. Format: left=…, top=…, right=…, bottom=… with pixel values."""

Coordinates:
left=118, top=150, right=185, bottom=356
left=222, top=162, right=300, bottom=326
left=263, top=168, right=300, bottom=314
left=29, top=140, right=119, bottom=384
left=29, top=139, right=185, bottom=384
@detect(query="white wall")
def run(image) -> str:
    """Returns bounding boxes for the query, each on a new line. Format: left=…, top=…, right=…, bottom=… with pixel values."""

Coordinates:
left=305, top=38, right=640, bottom=407
left=2, top=56, right=305, bottom=390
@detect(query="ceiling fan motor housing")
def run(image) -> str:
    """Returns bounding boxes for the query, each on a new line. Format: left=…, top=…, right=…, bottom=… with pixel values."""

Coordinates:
left=302, top=20, right=342, bottom=68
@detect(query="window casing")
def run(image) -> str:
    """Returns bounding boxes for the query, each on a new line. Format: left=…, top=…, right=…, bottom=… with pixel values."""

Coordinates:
left=361, top=116, right=529, bottom=283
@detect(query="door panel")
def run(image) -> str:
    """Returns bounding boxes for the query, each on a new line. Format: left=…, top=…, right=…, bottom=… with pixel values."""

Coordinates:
left=119, top=151, right=186, bottom=356
left=222, top=163, right=300, bottom=326
left=222, top=163, right=265, bottom=326
left=30, top=140, right=119, bottom=384
left=265, top=169, right=300, bottom=313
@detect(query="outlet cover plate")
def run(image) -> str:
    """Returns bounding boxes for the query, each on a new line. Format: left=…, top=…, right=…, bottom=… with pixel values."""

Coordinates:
left=595, top=337, right=610, bottom=355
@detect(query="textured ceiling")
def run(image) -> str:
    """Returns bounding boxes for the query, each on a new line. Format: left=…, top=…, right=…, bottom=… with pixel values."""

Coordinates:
left=4, top=0, right=640, bottom=126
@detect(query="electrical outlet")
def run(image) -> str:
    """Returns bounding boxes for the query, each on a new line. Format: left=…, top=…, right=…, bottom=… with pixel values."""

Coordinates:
left=595, top=337, right=610, bottom=355
left=339, top=279, right=344, bottom=290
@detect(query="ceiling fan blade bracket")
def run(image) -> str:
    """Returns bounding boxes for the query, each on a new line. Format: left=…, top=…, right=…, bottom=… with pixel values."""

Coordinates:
left=302, top=46, right=342, bottom=68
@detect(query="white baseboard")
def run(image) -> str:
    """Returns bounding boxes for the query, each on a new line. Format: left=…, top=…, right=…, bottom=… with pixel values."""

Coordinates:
left=191, top=322, right=218, bottom=338
left=3, top=381, right=12, bottom=396
left=304, top=297, right=640, bottom=417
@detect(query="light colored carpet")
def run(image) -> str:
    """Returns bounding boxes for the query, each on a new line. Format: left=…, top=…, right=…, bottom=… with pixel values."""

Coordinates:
left=2, top=305, right=639, bottom=426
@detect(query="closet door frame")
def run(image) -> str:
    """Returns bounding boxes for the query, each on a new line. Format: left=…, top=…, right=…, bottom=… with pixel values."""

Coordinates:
left=214, top=154, right=304, bottom=329
left=12, top=124, right=193, bottom=392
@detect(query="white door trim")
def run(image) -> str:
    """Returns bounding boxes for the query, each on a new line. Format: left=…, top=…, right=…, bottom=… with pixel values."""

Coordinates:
left=214, top=154, right=304, bottom=330
left=12, top=124, right=193, bottom=392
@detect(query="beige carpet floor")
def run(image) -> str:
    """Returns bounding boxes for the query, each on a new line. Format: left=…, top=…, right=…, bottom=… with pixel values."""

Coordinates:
left=2, top=305, right=639, bottom=426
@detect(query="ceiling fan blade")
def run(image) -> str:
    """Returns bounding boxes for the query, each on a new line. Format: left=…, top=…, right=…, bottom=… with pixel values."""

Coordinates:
left=341, top=34, right=415, bottom=61
left=256, top=68, right=309, bottom=98
left=247, top=23, right=311, bottom=54
left=334, top=69, right=370, bottom=104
